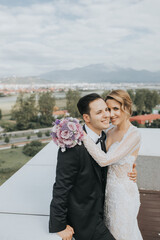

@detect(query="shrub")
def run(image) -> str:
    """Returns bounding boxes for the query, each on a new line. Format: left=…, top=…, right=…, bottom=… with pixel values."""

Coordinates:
left=28, top=122, right=41, bottom=129
left=37, top=131, right=42, bottom=138
left=45, top=131, right=50, bottom=137
left=4, top=136, right=10, bottom=143
left=11, top=144, right=18, bottom=149
left=131, top=121, right=140, bottom=127
left=1, top=122, right=17, bottom=132
left=23, top=141, right=43, bottom=157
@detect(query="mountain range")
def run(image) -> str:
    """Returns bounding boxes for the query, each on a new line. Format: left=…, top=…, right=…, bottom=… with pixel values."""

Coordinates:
left=0, top=64, right=160, bottom=84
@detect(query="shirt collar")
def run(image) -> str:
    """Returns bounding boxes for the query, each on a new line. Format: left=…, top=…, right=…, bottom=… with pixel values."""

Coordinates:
left=85, top=124, right=101, bottom=143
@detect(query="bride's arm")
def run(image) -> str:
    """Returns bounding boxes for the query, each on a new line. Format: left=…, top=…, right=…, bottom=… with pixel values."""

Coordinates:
left=83, top=129, right=141, bottom=167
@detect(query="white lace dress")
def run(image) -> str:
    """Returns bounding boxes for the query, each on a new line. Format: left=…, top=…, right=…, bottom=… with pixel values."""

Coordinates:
left=83, top=125, right=143, bottom=240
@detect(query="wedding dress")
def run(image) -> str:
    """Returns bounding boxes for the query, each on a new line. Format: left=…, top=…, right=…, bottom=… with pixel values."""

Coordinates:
left=83, top=125, right=143, bottom=240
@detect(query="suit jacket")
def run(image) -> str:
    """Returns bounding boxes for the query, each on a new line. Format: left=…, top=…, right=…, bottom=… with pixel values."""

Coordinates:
left=49, top=142, right=108, bottom=240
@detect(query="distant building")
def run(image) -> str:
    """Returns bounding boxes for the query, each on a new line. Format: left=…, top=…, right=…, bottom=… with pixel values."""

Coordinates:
left=130, top=114, right=160, bottom=125
left=52, top=110, right=69, bottom=118
left=152, top=105, right=160, bottom=114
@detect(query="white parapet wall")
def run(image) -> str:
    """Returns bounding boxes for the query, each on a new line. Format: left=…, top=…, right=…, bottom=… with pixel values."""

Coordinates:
left=0, top=128, right=160, bottom=240
left=136, top=128, right=160, bottom=191
left=138, top=128, right=160, bottom=157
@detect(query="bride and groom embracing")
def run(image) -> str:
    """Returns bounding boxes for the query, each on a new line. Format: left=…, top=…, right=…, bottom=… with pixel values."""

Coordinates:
left=49, top=89, right=143, bottom=240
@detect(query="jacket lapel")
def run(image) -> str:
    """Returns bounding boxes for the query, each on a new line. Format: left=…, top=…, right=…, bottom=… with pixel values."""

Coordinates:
left=91, top=158, right=102, bottom=183
left=83, top=125, right=102, bottom=183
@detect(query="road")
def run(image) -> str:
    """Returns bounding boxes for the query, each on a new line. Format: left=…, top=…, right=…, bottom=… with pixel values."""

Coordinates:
left=0, top=135, right=52, bottom=150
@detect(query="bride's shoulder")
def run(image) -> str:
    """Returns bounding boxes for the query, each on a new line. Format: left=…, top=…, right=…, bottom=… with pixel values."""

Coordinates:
left=129, top=124, right=141, bottom=139
left=130, top=124, right=139, bottom=133
left=104, top=124, right=115, bottom=135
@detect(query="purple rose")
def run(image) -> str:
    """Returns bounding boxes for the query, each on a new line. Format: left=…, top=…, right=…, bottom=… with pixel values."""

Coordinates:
left=55, top=119, right=61, bottom=125
left=69, top=132, right=73, bottom=137
left=56, top=128, right=61, bottom=138
left=51, top=132, right=56, bottom=138
left=61, top=123, right=68, bottom=131
left=67, top=122, right=77, bottom=132
left=52, top=137, right=58, bottom=145
left=61, top=130, right=70, bottom=139
left=75, top=131, right=80, bottom=140
left=63, top=139, right=74, bottom=146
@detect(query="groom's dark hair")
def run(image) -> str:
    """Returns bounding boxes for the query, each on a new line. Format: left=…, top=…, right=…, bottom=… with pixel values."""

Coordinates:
left=77, top=93, right=103, bottom=115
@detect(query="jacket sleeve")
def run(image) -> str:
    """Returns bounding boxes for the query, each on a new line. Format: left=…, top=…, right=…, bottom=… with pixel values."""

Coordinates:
left=49, top=146, right=80, bottom=233
left=83, top=128, right=141, bottom=167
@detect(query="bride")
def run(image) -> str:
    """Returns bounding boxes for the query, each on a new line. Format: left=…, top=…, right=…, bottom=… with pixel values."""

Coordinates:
left=83, top=89, right=143, bottom=240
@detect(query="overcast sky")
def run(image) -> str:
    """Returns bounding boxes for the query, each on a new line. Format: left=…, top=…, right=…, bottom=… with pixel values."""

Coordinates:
left=0, top=0, right=160, bottom=77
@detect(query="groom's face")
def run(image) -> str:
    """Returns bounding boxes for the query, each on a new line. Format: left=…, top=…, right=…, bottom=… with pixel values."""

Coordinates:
left=83, top=98, right=110, bottom=135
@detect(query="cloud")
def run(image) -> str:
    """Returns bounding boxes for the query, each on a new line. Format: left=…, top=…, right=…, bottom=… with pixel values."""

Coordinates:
left=0, top=0, right=160, bottom=76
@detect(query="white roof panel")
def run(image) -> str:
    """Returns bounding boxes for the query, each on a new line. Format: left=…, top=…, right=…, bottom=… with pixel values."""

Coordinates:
left=0, top=214, right=60, bottom=240
left=0, top=165, right=55, bottom=215
left=26, top=141, right=58, bottom=166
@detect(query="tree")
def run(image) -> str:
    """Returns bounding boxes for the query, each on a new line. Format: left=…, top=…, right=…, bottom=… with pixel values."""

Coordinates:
left=145, top=90, right=160, bottom=113
left=101, top=90, right=110, bottom=100
left=45, top=130, right=50, bottom=136
left=145, top=119, right=160, bottom=128
left=11, top=144, right=18, bottom=149
left=127, top=89, right=135, bottom=103
left=38, top=92, right=55, bottom=126
left=66, top=89, right=81, bottom=117
left=134, top=89, right=160, bottom=114
left=37, top=131, right=42, bottom=138
left=0, top=109, right=2, bottom=120
left=134, top=89, right=146, bottom=114
left=11, top=93, right=37, bottom=130
left=1, top=122, right=16, bottom=132
left=23, top=140, right=43, bottom=157
left=144, top=90, right=153, bottom=113
left=4, top=136, right=10, bottom=143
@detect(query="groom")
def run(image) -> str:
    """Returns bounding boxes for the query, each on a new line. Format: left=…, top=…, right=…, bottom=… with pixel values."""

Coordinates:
left=49, top=93, right=136, bottom=240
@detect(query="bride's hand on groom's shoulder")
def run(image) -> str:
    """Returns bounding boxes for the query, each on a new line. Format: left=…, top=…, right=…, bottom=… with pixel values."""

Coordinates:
left=57, top=225, right=74, bottom=240
left=83, top=130, right=87, bottom=136
left=128, top=163, right=137, bottom=183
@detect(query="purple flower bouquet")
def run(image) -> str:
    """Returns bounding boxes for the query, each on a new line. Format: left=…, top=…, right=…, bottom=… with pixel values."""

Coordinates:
left=51, top=117, right=84, bottom=152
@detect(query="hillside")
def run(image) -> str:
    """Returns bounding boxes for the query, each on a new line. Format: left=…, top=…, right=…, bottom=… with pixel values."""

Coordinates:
left=1, top=64, right=160, bottom=84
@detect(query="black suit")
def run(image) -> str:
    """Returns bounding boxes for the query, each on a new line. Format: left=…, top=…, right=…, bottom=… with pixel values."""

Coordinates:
left=49, top=133, right=115, bottom=239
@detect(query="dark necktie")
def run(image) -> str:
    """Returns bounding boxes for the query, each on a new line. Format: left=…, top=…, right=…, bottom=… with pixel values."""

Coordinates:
left=96, top=131, right=106, bottom=153
left=96, top=131, right=107, bottom=213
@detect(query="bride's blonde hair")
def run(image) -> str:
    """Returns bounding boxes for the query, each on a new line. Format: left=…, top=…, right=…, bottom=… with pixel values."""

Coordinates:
left=105, top=89, right=133, bottom=117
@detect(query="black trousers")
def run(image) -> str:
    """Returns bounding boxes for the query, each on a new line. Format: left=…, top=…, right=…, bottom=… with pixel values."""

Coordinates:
left=91, top=217, right=115, bottom=240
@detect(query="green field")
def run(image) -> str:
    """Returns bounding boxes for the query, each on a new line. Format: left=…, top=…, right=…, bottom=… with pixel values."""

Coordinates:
left=0, top=146, right=43, bottom=186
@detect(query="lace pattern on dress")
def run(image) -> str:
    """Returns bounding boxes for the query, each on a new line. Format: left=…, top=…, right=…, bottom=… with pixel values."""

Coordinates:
left=83, top=125, right=141, bottom=167
left=83, top=125, right=143, bottom=240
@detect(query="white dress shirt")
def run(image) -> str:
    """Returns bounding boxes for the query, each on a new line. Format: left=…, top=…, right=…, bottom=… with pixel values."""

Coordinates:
left=85, top=124, right=101, bottom=148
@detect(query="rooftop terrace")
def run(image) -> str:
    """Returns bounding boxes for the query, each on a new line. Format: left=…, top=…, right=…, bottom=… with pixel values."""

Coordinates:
left=0, top=128, right=160, bottom=239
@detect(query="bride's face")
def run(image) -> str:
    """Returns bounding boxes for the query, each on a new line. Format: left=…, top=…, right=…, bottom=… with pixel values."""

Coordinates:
left=106, top=99, right=128, bottom=126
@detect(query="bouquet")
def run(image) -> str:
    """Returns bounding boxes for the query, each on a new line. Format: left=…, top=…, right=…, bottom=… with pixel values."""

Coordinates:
left=51, top=117, right=84, bottom=152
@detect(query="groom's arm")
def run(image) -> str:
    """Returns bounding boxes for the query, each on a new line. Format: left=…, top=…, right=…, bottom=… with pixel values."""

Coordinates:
left=49, top=146, right=79, bottom=233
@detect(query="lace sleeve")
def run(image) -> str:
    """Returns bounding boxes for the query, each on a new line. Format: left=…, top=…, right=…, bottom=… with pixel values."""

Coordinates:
left=83, top=128, right=141, bottom=167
